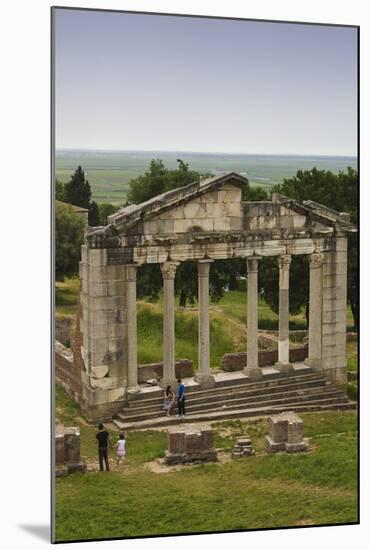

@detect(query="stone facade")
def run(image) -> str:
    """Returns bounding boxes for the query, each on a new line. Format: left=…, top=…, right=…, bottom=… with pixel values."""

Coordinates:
left=77, top=172, right=355, bottom=419
left=164, top=425, right=217, bottom=465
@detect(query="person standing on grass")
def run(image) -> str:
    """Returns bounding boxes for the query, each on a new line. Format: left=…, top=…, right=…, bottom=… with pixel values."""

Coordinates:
left=177, top=378, right=186, bottom=418
left=96, top=423, right=112, bottom=471
left=115, top=433, right=126, bottom=466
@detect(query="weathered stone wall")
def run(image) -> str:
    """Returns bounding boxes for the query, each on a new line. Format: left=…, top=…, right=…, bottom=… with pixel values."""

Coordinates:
left=221, top=345, right=308, bottom=372
left=55, top=317, right=73, bottom=347
left=321, top=236, right=348, bottom=385
left=55, top=341, right=82, bottom=402
left=138, top=359, right=193, bottom=383
left=79, top=247, right=128, bottom=419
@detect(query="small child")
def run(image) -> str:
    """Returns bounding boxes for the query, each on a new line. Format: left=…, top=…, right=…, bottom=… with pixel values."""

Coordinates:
left=115, top=433, right=126, bottom=465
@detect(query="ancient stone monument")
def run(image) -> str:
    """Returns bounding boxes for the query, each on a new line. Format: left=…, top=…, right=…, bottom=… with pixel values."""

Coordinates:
left=231, top=437, right=255, bottom=458
left=76, top=172, right=355, bottom=420
left=164, top=425, right=217, bottom=465
left=265, top=411, right=307, bottom=453
left=55, top=426, right=86, bottom=476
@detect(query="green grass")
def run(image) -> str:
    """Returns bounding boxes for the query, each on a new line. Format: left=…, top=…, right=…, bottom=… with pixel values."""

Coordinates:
left=55, top=385, right=358, bottom=541
left=55, top=278, right=80, bottom=317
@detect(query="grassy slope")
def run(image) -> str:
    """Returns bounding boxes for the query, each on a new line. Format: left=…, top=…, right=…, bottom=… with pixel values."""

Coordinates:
left=55, top=385, right=357, bottom=541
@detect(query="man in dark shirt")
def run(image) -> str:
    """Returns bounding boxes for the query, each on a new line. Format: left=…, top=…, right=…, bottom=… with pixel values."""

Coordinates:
left=96, top=423, right=111, bottom=471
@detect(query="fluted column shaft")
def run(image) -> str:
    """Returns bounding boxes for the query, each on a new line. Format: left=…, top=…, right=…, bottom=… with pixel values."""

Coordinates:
left=195, top=260, right=215, bottom=388
left=305, top=252, right=323, bottom=370
left=276, top=254, right=293, bottom=373
left=244, top=257, right=262, bottom=379
left=161, top=262, right=178, bottom=386
left=126, top=264, right=140, bottom=391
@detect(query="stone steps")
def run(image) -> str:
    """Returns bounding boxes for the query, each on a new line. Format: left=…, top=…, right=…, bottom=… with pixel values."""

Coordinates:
left=113, top=369, right=353, bottom=430
left=123, top=375, right=331, bottom=414
left=116, top=388, right=346, bottom=424
left=126, top=371, right=328, bottom=408
left=114, top=400, right=355, bottom=431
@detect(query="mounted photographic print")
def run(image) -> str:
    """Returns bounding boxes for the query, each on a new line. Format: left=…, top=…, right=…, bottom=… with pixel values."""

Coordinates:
left=52, top=6, right=359, bottom=543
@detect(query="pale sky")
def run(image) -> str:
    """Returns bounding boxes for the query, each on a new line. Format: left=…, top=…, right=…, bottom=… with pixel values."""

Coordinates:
left=54, top=8, right=358, bottom=156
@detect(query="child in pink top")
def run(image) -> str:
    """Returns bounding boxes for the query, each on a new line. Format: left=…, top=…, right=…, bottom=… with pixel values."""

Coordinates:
left=115, top=433, right=126, bottom=465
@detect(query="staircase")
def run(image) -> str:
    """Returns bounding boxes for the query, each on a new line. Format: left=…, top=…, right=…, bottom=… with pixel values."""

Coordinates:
left=113, top=364, right=355, bottom=431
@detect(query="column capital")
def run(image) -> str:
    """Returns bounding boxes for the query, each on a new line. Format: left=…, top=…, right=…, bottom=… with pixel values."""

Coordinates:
left=309, top=252, right=324, bottom=269
left=247, top=256, right=261, bottom=273
left=126, top=264, right=138, bottom=282
left=278, top=254, right=292, bottom=270
left=160, top=261, right=179, bottom=279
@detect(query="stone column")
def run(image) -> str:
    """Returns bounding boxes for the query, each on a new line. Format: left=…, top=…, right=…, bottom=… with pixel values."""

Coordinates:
left=195, top=260, right=215, bottom=388
left=161, top=262, right=178, bottom=388
left=244, top=257, right=262, bottom=380
left=305, top=252, right=323, bottom=370
left=126, top=264, right=140, bottom=392
left=275, top=254, right=293, bottom=374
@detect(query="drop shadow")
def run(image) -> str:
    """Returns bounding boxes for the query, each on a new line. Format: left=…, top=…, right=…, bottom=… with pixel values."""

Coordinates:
left=18, top=524, right=50, bottom=542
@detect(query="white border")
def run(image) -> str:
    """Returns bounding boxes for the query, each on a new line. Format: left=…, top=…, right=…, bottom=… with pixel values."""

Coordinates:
left=1, top=1, right=366, bottom=549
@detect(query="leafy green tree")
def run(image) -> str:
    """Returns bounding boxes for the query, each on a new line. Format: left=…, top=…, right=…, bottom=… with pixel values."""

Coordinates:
left=127, top=159, right=207, bottom=204
left=99, top=202, right=120, bottom=226
left=64, top=166, right=91, bottom=209
left=88, top=200, right=100, bottom=226
left=55, top=178, right=65, bottom=201
left=266, top=167, right=358, bottom=329
left=55, top=203, right=85, bottom=280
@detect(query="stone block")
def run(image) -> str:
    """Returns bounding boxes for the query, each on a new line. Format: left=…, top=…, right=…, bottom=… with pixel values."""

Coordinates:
left=228, top=217, right=242, bottom=230
left=55, top=433, right=65, bottom=466
left=186, top=433, right=203, bottom=453
left=201, top=428, right=214, bottom=449
left=292, top=214, right=306, bottom=228
left=285, top=442, right=307, bottom=453
left=90, top=376, right=121, bottom=390
left=86, top=248, right=108, bottom=267
left=268, top=416, right=288, bottom=443
left=167, top=430, right=186, bottom=454
left=287, top=418, right=304, bottom=444
left=107, top=387, right=125, bottom=402
left=214, top=217, right=231, bottom=231
left=63, top=427, right=81, bottom=463
left=199, top=190, right=218, bottom=203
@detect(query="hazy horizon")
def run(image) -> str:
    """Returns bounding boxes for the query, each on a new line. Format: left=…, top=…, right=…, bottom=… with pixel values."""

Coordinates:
left=56, top=147, right=357, bottom=158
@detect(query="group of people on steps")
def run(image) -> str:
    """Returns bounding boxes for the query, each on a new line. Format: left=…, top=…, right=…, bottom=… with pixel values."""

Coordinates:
left=96, top=379, right=186, bottom=471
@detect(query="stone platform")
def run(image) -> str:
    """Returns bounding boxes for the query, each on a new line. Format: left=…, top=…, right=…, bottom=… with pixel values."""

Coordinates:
left=164, top=424, right=217, bottom=465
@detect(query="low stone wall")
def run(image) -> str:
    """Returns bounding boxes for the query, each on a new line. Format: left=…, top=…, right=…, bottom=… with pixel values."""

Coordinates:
left=138, top=359, right=193, bottom=383
left=55, top=341, right=83, bottom=402
left=221, top=345, right=308, bottom=372
left=55, top=317, right=73, bottom=347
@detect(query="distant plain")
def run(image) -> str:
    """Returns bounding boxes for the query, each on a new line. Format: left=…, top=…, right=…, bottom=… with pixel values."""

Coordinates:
left=55, top=150, right=357, bottom=204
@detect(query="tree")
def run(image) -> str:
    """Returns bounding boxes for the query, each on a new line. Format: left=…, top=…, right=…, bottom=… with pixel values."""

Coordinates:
left=55, top=178, right=65, bottom=201
left=55, top=203, right=85, bottom=280
left=98, top=202, right=120, bottom=226
left=127, top=159, right=207, bottom=204
left=88, top=200, right=100, bottom=226
left=268, top=167, right=358, bottom=329
left=64, top=166, right=91, bottom=209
